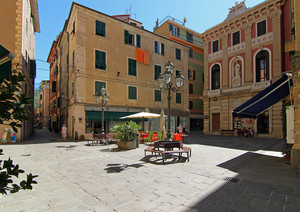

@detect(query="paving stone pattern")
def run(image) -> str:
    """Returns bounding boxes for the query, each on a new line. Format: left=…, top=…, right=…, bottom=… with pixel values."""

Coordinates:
left=0, top=129, right=300, bottom=211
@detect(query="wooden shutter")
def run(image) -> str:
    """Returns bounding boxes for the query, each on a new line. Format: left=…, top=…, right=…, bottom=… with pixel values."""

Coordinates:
left=177, top=28, right=180, bottom=37
left=155, top=65, right=161, bottom=79
left=169, top=24, right=172, bottom=31
left=100, top=51, right=106, bottom=69
left=161, top=43, right=165, bottom=55
left=100, top=21, right=105, bottom=36
left=155, top=41, right=158, bottom=53
left=124, top=30, right=129, bottom=44
left=136, top=34, right=141, bottom=48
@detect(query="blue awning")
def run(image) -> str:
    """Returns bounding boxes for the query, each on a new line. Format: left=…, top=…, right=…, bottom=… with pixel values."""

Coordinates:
left=232, top=73, right=293, bottom=119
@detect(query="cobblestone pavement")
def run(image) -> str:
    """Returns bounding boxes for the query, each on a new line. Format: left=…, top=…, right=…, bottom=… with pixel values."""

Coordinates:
left=0, top=129, right=300, bottom=212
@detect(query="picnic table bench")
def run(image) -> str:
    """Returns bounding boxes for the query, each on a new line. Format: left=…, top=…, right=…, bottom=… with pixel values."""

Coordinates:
left=144, top=141, right=191, bottom=164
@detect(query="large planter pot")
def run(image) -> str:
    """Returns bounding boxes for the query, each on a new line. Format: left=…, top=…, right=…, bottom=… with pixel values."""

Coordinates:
left=117, top=140, right=137, bottom=150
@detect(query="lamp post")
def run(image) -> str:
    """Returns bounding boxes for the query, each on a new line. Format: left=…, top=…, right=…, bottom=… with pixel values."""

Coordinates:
left=94, top=87, right=109, bottom=139
left=157, top=60, right=185, bottom=140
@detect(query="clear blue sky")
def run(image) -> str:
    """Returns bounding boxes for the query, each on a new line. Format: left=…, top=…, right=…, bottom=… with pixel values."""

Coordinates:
left=35, top=0, right=265, bottom=87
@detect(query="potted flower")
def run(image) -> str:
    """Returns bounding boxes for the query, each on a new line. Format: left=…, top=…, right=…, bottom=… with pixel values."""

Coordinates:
left=112, top=121, right=140, bottom=150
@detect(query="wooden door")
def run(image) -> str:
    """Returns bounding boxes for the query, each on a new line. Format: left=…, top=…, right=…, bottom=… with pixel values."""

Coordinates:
left=212, top=113, right=220, bottom=132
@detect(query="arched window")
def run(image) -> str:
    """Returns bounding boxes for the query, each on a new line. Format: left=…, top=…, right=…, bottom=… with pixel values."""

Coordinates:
left=255, top=50, right=269, bottom=82
left=211, top=64, right=220, bottom=90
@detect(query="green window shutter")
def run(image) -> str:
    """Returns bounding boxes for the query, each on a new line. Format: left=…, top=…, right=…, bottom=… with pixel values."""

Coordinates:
left=95, top=81, right=106, bottom=95
left=100, top=21, right=106, bottom=36
left=136, top=34, right=141, bottom=48
left=101, top=51, right=106, bottom=69
left=169, top=24, right=172, bottom=31
left=177, top=28, right=180, bottom=37
left=128, top=58, right=137, bottom=76
left=193, top=70, right=196, bottom=80
left=155, top=41, right=158, bottom=53
left=176, top=49, right=181, bottom=60
left=176, top=93, right=181, bottom=104
left=124, top=30, right=129, bottom=44
left=96, top=20, right=99, bottom=35
left=96, top=20, right=106, bottom=36
left=95, top=50, right=106, bottom=70
left=72, top=50, right=75, bottom=69
left=129, top=86, right=137, bottom=99
left=154, top=65, right=161, bottom=79
left=132, top=59, right=136, bottom=76
left=161, top=43, right=165, bottom=55
left=155, top=90, right=161, bottom=101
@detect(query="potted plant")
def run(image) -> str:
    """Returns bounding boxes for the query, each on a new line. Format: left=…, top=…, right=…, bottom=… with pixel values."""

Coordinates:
left=112, top=121, right=140, bottom=150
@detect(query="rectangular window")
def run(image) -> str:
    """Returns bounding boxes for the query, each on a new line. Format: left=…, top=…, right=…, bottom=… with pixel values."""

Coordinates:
left=124, top=30, right=140, bottom=47
left=232, top=31, right=240, bottom=46
left=72, top=50, right=75, bottom=69
left=189, top=84, right=194, bottom=94
left=154, top=90, right=161, bottom=102
left=187, top=31, right=193, bottom=43
left=189, top=101, right=193, bottom=110
left=212, top=40, right=219, bottom=53
left=128, top=58, right=137, bottom=76
left=128, top=86, right=137, bottom=100
left=154, top=41, right=164, bottom=55
left=154, top=65, right=161, bottom=80
left=175, top=48, right=181, bottom=60
left=95, top=81, right=106, bottom=96
left=188, top=69, right=193, bottom=80
left=189, top=49, right=193, bottom=58
left=96, top=20, right=106, bottom=37
left=95, top=50, right=106, bottom=70
left=176, top=93, right=181, bottom=104
left=257, top=20, right=266, bottom=37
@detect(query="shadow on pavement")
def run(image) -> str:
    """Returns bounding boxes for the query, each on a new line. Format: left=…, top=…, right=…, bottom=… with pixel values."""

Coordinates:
left=104, top=163, right=144, bottom=173
left=184, top=132, right=285, bottom=152
left=186, top=151, right=300, bottom=211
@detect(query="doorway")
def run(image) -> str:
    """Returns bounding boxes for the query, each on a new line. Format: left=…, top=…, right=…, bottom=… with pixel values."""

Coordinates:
left=257, top=111, right=269, bottom=134
left=212, top=113, right=220, bottom=133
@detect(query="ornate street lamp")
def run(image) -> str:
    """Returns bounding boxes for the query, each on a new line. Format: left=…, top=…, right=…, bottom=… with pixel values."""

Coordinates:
left=158, top=60, right=185, bottom=140
left=94, top=87, right=109, bottom=139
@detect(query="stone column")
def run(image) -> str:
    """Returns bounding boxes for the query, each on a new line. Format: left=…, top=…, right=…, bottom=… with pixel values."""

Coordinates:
left=243, top=23, right=252, bottom=83
left=221, top=33, right=228, bottom=88
left=291, top=52, right=300, bottom=169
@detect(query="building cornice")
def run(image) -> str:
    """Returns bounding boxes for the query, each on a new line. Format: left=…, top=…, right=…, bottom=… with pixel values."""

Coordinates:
left=201, top=0, right=283, bottom=41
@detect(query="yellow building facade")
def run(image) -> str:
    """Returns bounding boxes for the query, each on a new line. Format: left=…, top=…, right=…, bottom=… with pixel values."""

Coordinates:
left=53, top=3, right=189, bottom=139
left=0, top=0, right=40, bottom=141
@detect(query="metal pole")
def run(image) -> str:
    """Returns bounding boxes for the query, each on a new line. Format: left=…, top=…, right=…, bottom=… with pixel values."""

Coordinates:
left=101, top=98, right=105, bottom=138
left=167, top=84, right=172, bottom=141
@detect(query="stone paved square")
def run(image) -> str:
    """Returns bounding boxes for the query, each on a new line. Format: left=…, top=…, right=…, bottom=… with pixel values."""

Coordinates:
left=1, top=129, right=300, bottom=211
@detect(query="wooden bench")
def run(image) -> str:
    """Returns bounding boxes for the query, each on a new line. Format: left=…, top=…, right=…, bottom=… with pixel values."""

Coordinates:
left=88, top=133, right=113, bottom=145
left=221, top=129, right=235, bottom=136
